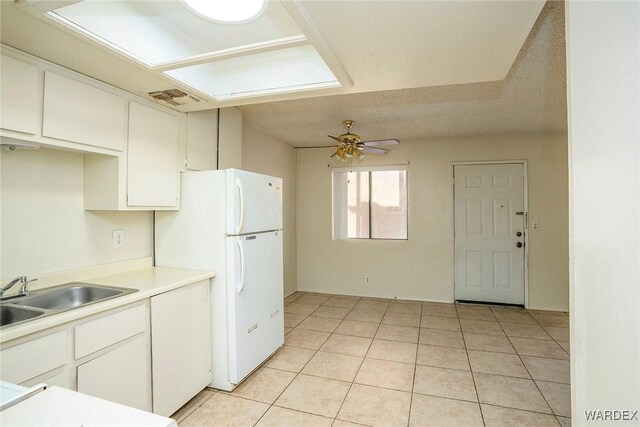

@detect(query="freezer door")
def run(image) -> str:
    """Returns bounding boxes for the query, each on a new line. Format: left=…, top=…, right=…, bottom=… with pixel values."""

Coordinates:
left=226, top=169, right=282, bottom=235
left=227, top=231, right=284, bottom=384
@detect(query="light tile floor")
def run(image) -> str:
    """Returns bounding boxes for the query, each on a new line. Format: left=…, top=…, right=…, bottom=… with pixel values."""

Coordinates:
left=174, top=292, right=571, bottom=426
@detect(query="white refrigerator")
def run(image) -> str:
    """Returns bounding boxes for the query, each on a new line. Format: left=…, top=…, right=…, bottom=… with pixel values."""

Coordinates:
left=155, top=169, right=284, bottom=391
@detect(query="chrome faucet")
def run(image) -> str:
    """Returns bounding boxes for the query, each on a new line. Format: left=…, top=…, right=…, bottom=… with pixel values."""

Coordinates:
left=0, top=276, right=37, bottom=300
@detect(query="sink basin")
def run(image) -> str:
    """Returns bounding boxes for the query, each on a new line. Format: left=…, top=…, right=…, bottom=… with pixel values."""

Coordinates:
left=14, top=284, right=137, bottom=311
left=0, top=305, right=44, bottom=327
left=0, top=283, right=138, bottom=329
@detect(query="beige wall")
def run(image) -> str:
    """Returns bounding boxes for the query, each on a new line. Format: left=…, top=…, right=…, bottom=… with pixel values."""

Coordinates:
left=0, top=148, right=152, bottom=280
left=297, top=133, right=569, bottom=311
left=242, top=125, right=297, bottom=297
left=566, top=1, right=640, bottom=421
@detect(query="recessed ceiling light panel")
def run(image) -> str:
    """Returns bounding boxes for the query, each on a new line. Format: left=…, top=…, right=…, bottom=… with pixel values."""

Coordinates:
left=46, top=0, right=299, bottom=66
left=164, top=45, right=340, bottom=101
left=181, top=0, right=269, bottom=24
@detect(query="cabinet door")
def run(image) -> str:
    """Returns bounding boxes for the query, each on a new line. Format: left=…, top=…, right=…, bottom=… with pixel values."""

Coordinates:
left=42, top=71, right=126, bottom=151
left=0, top=331, right=68, bottom=385
left=151, top=281, right=211, bottom=416
left=21, top=368, right=71, bottom=389
left=0, top=54, right=39, bottom=134
left=77, top=336, right=151, bottom=411
left=127, top=102, right=179, bottom=207
left=186, top=109, right=218, bottom=171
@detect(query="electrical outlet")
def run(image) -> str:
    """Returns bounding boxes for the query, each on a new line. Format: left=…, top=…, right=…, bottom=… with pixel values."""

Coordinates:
left=532, top=221, right=539, bottom=230
left=364, top=276, right=371, bottom=285
left=112, top=229, right=124, bottom=248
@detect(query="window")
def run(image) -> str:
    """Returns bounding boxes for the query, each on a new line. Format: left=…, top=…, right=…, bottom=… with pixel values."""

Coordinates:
left=332, top=166, right=408, bottom=240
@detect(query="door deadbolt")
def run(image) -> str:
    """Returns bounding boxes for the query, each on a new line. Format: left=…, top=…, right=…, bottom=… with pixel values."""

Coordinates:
left=516, top=242, right=523, bottom=248
left=516, top=231, right=523, bottom=237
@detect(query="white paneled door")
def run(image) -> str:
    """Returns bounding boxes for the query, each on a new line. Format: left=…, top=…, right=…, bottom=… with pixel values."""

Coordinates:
left=454, top=164, right=526, bottom=305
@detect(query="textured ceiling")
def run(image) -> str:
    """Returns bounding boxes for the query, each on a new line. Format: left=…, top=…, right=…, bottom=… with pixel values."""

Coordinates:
left=1, top=0, right=545, bottom=110
left=242, top=1, right=567, bottom=146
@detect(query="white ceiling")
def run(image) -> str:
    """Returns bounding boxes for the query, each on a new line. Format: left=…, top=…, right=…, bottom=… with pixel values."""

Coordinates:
left=242, top=1, right=567, bottom=146
left=0, top=0, right=545, bottom=110
left=301, top=0, right=544, bottom=90
left=0, top=0, right=563, bottom=144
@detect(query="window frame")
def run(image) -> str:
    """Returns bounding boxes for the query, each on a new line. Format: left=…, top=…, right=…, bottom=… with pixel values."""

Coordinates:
left=332, top=164, right=409, bottom=241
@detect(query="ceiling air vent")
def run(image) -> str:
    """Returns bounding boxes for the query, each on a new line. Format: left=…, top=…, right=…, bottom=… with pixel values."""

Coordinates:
left=147, top=89, right=202, bottom=108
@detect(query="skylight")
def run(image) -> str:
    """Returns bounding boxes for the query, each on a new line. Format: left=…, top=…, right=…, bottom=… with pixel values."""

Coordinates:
left=165, top=45, right=340, bottom=101
left=181, top=0, right=268, bottom=24
left=44, top=0, right=341, bottom=103
left=47, top=0, right=304, bottom=67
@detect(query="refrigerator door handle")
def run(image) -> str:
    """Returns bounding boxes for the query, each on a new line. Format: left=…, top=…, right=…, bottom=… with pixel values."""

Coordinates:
left=235, top=178, right=245, bottom=235
left=236, top=239, right=245, bottom=294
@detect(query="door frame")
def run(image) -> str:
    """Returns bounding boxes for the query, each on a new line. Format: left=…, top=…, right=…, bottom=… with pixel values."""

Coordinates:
left=451, top=160, right=530, bottom=308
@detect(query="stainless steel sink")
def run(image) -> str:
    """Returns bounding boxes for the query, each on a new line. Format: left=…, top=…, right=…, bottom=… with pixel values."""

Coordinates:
left=0, top=283, right=137, bottom=329
left=0, top=305, right=44, bottom=327
left=14, top=284, right=133, bottom=311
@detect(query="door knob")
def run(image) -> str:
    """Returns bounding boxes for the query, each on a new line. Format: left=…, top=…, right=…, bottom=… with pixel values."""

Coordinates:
left=516, top=242, right=523, bottom=248
left=516, top=231, right=522, bottom=237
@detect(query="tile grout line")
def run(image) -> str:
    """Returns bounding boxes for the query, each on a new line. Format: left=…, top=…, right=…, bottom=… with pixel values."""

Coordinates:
left=405, top=301, right=424, bottom=427
left=527, top=307, right=570, bottom=423
left=490, top=306, right=561, bottom=424
left=199, top=293, right=568, bottom=426
left=252, top=291, right=322, bottom=426
left=281, top=293, right=375, bottom=426
left=173, top=389, right=216, bottom=424
left=456, top=303, right=487, bottom=427
left=332, top=298, right=392, bottom=426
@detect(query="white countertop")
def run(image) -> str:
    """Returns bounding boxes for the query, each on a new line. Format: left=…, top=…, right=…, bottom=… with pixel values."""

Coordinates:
left=0, top=386, right=177, bottom=426
left=0, top=266, right=215, bottom=343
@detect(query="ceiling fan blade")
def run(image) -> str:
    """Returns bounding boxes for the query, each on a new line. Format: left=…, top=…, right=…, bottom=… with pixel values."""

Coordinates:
left=362, top=139, right=400, bottom=147
left=362, top=146, right=390, bottom=154
left=327, top=135, right=342, bottom=142
left=294, top=145, right=338, bottom=149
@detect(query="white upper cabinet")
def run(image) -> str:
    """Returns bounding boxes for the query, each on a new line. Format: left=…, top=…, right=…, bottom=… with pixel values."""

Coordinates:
left=43, top=71, right=126, bottom=151
left=0, top=54, right=39, bottom=134
left=127, top=102, right=180, bottom=207
left=186, top=109, right=218, bottom=171
left=83, top=101, right=182, bottom=211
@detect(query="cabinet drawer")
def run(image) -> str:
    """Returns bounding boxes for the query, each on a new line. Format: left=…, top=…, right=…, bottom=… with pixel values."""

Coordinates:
left=75, top=304, right=146, bottom=359
left=0, top=330, right=67, bottom=384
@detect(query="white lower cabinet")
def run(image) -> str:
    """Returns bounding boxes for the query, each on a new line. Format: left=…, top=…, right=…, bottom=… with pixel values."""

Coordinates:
left=151, top=280, right=211, bottom=416
left=0, top=330, right=68, bottom=386
left=22, top=368, right=72, bottom=389
left=74, top=302, right=152, bottom=412
left=77, top=336, right=150, bottom=411
left=0, top=282, right=211, bottom=416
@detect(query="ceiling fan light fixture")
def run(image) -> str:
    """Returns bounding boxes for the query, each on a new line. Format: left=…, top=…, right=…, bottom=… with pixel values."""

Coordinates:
left=345, top=144, right=355, bottom=157
left=181, top=0, right=268, bottom=24
left=330, top=143, right=365, bottom=162
left=331, top=145, right=347, bottom=160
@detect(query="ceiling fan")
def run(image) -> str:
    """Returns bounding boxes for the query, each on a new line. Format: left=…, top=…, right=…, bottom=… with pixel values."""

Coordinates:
left=299, top=120, right=400, bottom=161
